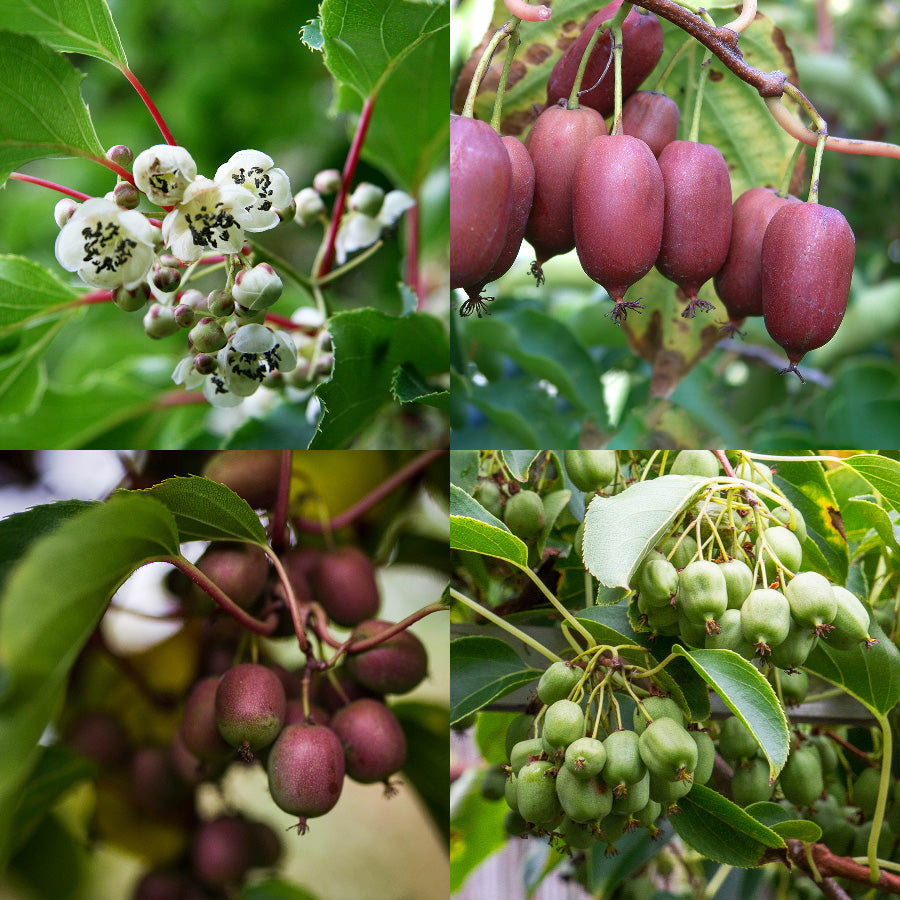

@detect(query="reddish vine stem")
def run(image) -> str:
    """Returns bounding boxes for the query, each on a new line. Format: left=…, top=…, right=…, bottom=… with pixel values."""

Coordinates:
left=160, top=555, right=279, bottom=635
left=120, top=66, right=177, bottom=146
left=824, top=729, right=875, bottom=762
left=342, top=601, right=446, bottom=654
left=292, top=446, right=447, bottom=533
left=714, top=450, right=759, bottom=509
left=317, top=94, right=376, bottom=279
left=782, top=840, right=900, bottom=894
left=308, top=603, right=345, bottom=649
left=269, top=450, right=293, bottom=552
left=8, top=173, right=91, bottom=201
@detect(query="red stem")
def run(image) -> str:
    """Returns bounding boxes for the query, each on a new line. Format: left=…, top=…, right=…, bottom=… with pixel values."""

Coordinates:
left=92, top=154, right=137, bottom=186
left=292, top=446, right=447, bottom=533
left=405, top=199, right=422, bottom=307
left=264, top=311, right=320, bottom=334
left=77, top=290, right=115, bottom=306
left=317, top=94, right=377, bottom=279
left=121, top=66, right=177, bottom=146
left=342, top=602, right=446, bottom=654
left=269, top=450, right=293, bottom=551
left=8, top=172, right=91, bottom=201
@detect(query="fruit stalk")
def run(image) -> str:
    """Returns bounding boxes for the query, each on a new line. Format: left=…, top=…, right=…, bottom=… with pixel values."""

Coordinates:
left=491, top=21, right=522, bottom=132
left=462, top=20, right=518, bottom=118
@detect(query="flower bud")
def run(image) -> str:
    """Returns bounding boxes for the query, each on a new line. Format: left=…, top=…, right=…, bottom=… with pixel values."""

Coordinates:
left=113, top=283, right=151, bottom=312
left=106, top=145, right=134, bottom=168
left=349, top=182, right=385, bottom=217
left=232, top=263, right=283, bottom=310
left=173, top=303, right=197, bottom=328
left=189, top=317, right=228, bottom=353
left=113, top=182, right=141, bottom=210
left=53, top=199, right=79, bottom=228
left=294, top=187, right=326, bottom=226
left=194, top=353, right=218, bottom=375
left=143, top=303, right=180, bottom=339
left=179, top=288, right=208, bottom=311
left=152, top=265, right=181, bottom=292
left=277, top=198, right=297, bottom=223
left=314, top=169, right=342, bottom=195
left=207, top=289, right=235, bottom=317
left=234, top=304, right=268, bottom=325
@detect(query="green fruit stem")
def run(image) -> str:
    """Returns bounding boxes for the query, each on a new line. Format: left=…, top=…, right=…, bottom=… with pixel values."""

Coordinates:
left=687, top=10, right=716, bottom=143
left=450, top=587, right=562, bottom=662
left=778, top=141, right=805, bottom=198
left=462, top=20, right=519, bottom=121
left=490, top=21, right=522, bottom=133
left=653, top=36, right=692, bottom=93
left=516, top=563, right=596, bottom=645
left=567, top=4, right=630, bottom=111
left=609, top=19, right=625, bottom=135
left=867, top=713, right=893, bottom=885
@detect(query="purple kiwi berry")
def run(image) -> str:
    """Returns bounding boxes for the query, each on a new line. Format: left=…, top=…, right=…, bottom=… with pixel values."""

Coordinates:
left=330, top=698, right=407, bottom=784
left=312, top=546, right=381, bottom=628
left=191, top=816, right=254, bottom=886
left=170, top=729, right=224, bottom=786
left=132, top=870, right=192, bottom=900
left=180, top=676, right=232, bottom=762
left=129, top=746, right=187, bottom=816
left=202, top=450, right=282, bottom=510
left=621, top=91, right=680, bottom=158
left=285, top=698, right=331, bottom=726
left=313, top=665, right=379, bottom=711
left=267, top=723, right=346, bottom=833
left=345, top=619, right=428, bottom=695
left=248, top=820, right=282, bottom=868
left=215, top=663, right=287, bottom=759
left=66, top=711, right=129, bottom=768
left=196, top=542, right=269, bottom=609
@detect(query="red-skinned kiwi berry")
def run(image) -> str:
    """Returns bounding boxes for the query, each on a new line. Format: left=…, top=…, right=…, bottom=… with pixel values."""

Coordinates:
left=312, top=546, right=380, bottom=628
left=215, top=663, right=287, bottom=760
left=524, top=105, right=607, bottom=280
left=573, top=133, right=664, bottom=324
left=761, top=201, right=855, bottom=380
left=203, top=450, right=281, bottom=510
left=345, top=619, right=428, bottom=695
left=170, top=729, right=225, bottom=787
left=330, top=698, right=407, bottom=785
left=180, top=675, right=232, bottom=762
left=713, top=187, right=799, bottom=336
left=66, top=711, right=129, bottom=768
left=461, top=136, right=536, bottom=317
left=450, top=115, right=513, bottom=291
left=267, top=723, right=346, bottom=833
left=313, top=665, right=380, bottom=712
left=196, top=542, right=269, bottom=609
left=656, top=140, right=733, bottom=318
left=621, top=91, right=680, bottom=158
left=191, top=816, right=254, bottom=886
left=285, top=698, right=331, bottom=726
left=545, top=4, right=664, bottom=117
left=132, top=870, right=194, bottom=900
left=129, top=746, right=188, bottom=816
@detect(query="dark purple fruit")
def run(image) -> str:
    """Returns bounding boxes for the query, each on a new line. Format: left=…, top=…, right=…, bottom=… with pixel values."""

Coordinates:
left=714, top=187, right=799, bottom=333
left=248, top=820, right=282, bottom=868
left=215, top=663, right=287, bottom=756
left=180, top=676, right=232, bottom=762
left=450, top=115, right=513, bottom=290
left=202, top=450, right=281, bottom=510
left=191, top=816, right=253, bottom=886
left=132, top=870, right=191, bottom=900
left=462, top=135, right=535, bottom=312
left=330, top=698, right=407, bottom=784
left=313, top=665, right=379, bottom=712
left=267, top=723, right=346, bottom=828
left=524, top=105, right=607, bottom=275
left=129, top=746, right=187, bottom=816
left=196, top=542, right=268, bottom=609
left=573, top=133, right=664, bottom=323
left=345, top=619, right=428, bottom=695
left=281, top=546, right=321, bottom=604
left=545, top=4, right=664, bottom=118
left=761, top=201, right=855, bottom=378
left=66, top=711, right=129, bottom=768
left=312, top=546, right=380, bottom=628
left=170, top=730, right=224, bottom=786
left=285, top=698, right=330, bottom=726
left=656, top=140, right=733, bottom=317
left=621, top=91, right=680, bottom=158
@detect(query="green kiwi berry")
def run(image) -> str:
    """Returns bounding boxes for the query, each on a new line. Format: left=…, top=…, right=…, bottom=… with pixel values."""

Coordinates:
left=632, top=696, right=685, bottom=735
left=504, top=490, right=545, bottom=540
left=537, top=661, right=580, bottom=706
left=731, top=757, right=774, bottom=806
left=677, top=560, right=728, bottom=634
left=612, top=770, right=650, bottom=815
left=785, top=571, right=837, bottom=636
left=563, top=450, right=617, bottom=492
left=564, top=737, right=607, bottom=778
left=719, top=559, right=754, bottom=610
left=670, top=450, right=720, bottom=479
left=473, top=480, right=503, bottom=519
left=638, top=717, right=698, bottom=782
left=705, top=608, right=756, bottom=659
left=690, top=730, right=716, bottom=785
left=779, top=745, right=824, bottom=808
left=767, top=618, right=818, bottom=670
left=852, top=766, right=882, bottom=818
left=827, top=585, right=877, bottom=650
left=740, top=588, right=792, bottom=657
left=756, top=526, right=803, bottom=577
left=772, top=668, right=809, bottom=706
left=733, top=458, right=773, bottom=488
left=647, top=771, right=693, bottom=806
left=510, top=738, right=545, bottom=774
left=660, top=533, right=699, bottom=570
left=717, top=716, right=758, bottom=765
left=601, top=729, right=646, bottom=796
left=517, top=760, right=564, bottom=826
left=638, top=558, right=679, bottom=605
left=772, top=505, right=807, bottom=544
left=555, top=766, right=613, bottom=822
left=557, top=815, right=597, bottom=849
left=542, top=700, right=585, bottom=752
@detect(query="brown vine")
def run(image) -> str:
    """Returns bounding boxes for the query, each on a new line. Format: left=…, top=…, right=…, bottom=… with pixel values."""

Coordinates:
left=780, top=839, right=900, bottom=895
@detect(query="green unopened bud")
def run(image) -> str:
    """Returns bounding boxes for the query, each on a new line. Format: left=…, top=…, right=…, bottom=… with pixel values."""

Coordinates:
left=143, top=303, right=180, bottom=338
left=113, top=182, right=141, bottom=210
left=106, top=144, right=134, bottom=168
left=194, top=352, right=218, bottom=374
left=313, top=169, right=342, bottom=195
left=234, top=304, right=267, bottom=325
left=294, top=187, right=326, bottom=226
left=173, top=303, right=197, bottom=328
left=189, top=317, right=227, bottom=353
left=232, top=263, right=283, bottom=310
left=207, top=289, right=235, bottom=317
left=152, top=265, right=181, bottom=292
left=113, top=283, right=151, bottom=312
left=349, top=182, right=385, bottom=217
left=179, top=288, right=208, bottom=312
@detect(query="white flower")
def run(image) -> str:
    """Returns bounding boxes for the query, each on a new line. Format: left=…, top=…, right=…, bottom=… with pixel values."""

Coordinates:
left=161, top=176, right=256, bottom=262
left=171, top=355, right=205, bottom=390
left=55, top=197, right=156, bottom=290
left=133, top=145, right=197, bottom=206
left=203, top=324, right=297, bottom=407
left=334, top=189, right=415, bottom=264
left=214, top=150, right=292, bottom=232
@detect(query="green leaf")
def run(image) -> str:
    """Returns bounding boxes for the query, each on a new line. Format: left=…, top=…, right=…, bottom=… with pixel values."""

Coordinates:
left=450, top=783, right=507, bottom=893
left=242, top=881, right=319, bottom=900
left=673, top=647, right=790, bottom=780
left=462, top=308, right=609, bottom=423
left=0, top=493, right=179, bottom=868
left=474, top=710, right=518, bottom=765
left=450, top=483, right=527, bottom=567
left=12, top=744, right=97, bottom=854
left=311, top=309, right=448, bottom=449
left=0, top=0, right=126, bottom=66
left=672, top=784, right=786, bottom=867
left=0, top=31, right=105, bottom=186
left=393, top=701, right=450, bottom=843
left=842, top=496, right=900, bottom=554
left=0, top=256, right=77, bottom=335
left=501, top=450, right=543, bottom=483
left=140, top=476, right=267, bottom=545
left=587, top=821, right=673, bottom=894
left=844, top=454, right=900, bottom=514
left=804, top=616, right=900, bottom=715
left=773, top=459, right=849, bottom=583
left=583, top=475, right=707, bottom=588
left=449, top=450, right=480, bottom=494
left=391, top=364, right=449, bottom=410
left=0, top=499, right=95, bottom=598
left=450, top=636, right=541, bottom=724
left=744, top=802, right=822, bottom=843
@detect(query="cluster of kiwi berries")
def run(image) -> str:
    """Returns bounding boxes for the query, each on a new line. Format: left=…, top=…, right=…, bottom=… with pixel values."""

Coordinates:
left=630, top=449, right=876, bottom=667
left=64, top=452, right=428, bottom=898
left=497, top=661, right=713, bottom=854
left=451, top=1, right=855, bottom=378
